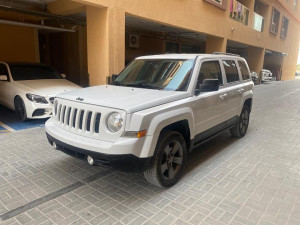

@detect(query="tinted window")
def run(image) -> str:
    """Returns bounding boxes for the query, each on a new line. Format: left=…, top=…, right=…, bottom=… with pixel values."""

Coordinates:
left=238, top=61, right=250, bottom=80
left=198, top=61, right=223, bottom=85
left=9, top=64, right=62, bottom=81
left=223, top=60, right=240, bottom=83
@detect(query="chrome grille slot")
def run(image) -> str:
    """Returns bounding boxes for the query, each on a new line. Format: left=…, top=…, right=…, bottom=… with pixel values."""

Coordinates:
left=95, top=113, right=101, bottom=133
left=61, top=106, right=66, bottom=124
left=54, top=100, right=58, bottom=116
left=57, top=104, right=62, bottom=121
left=66, top=107, right=71, bottom=126
left=72, top=109, right=78, bottom=128
left=86, top=112, right=92, bottom=132
left=79, top=110, right=84, bottom=130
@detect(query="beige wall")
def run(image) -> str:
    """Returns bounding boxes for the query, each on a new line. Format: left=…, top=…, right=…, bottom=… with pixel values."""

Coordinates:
left=0, top=24, right=38, bottom=62
left=67, top=0, right=300, bottom=84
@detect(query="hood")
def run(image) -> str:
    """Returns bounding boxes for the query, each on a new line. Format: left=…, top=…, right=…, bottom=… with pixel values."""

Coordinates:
left=14, top=79, right=81, bottom=96
left=57, top=85, right=189, bottom=113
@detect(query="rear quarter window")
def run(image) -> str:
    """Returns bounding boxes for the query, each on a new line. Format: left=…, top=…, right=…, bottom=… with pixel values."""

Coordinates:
left=238, top=61, right=250, bottom=80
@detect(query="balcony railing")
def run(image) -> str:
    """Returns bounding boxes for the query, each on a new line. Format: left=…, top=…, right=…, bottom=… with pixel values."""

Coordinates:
left=230, top=0, right=249, bottom=25
left=253, top=12, right=264, bottom=32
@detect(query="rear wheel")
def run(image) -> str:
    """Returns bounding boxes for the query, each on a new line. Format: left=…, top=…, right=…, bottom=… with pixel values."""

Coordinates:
left=230, top=105, right=250, bottom=138
left=14, top=96, right=27, bottom=121
left=144, top=131, right=187, bottom=187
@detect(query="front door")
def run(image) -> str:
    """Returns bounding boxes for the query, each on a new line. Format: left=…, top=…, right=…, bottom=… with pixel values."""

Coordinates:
left=193, top=60, right=228, bottom=140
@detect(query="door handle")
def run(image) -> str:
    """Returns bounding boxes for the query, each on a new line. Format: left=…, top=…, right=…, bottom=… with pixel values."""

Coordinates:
left=220, top=93, right=227, bottom=99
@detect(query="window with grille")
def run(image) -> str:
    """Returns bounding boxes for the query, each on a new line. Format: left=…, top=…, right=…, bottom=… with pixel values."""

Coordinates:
left=270, top=7, right=280, bottom=35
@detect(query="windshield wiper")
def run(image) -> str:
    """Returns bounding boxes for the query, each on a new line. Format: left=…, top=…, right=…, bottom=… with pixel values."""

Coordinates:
left=125, top=83, right=157, bottom=89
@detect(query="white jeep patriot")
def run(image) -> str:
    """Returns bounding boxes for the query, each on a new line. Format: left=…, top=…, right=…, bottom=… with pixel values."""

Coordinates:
left=45, top=53, right=254, bottom=187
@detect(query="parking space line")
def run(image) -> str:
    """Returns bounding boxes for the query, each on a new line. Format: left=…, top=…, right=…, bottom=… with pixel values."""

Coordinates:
left=0, top=169, right=111, bottom=221
left=0, top=122, right=15, bottom=132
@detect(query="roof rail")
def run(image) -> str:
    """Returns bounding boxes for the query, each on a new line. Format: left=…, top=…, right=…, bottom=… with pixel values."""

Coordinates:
left=212, top=52, right=240, bottom=56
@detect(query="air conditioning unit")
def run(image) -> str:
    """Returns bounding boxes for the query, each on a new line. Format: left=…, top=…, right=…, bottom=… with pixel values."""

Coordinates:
left=129, top=34, right=139, bottom=48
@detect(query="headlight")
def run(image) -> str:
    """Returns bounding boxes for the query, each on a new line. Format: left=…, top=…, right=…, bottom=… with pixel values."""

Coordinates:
left=26, top=93, right=48, bottom=104
left=106, top=112, right=124, bottom=132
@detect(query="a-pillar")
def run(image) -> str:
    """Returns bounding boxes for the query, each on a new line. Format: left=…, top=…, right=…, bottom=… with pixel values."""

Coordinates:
left=247, top=46, right=264, bottom=82
left=205, top=36, right=227, bottom=53
left=86, top=5, right=125, bottom=86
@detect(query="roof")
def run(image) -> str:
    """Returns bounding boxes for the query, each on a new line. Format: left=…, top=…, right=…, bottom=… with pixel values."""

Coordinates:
left=136, top=53, right=245, bottom=60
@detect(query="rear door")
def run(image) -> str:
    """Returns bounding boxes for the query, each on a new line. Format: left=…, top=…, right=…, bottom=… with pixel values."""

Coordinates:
left=221, top=59, right=244, bottom=119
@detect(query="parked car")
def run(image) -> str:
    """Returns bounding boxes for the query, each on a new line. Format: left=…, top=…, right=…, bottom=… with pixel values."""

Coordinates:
left=261, top=69, right=272, bottom=82
left=45, top=54, right=254, bottom=187
left=0, top=62, right=81, bottom=121
left=251, top=71, right=258, bottom=82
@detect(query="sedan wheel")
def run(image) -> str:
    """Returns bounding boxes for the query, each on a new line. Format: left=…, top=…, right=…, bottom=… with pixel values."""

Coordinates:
left=14, top=97, right=27, bottom=121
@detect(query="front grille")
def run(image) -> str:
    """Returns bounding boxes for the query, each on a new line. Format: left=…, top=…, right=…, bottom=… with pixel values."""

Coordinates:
left=54, top=101, right=101, bottom=134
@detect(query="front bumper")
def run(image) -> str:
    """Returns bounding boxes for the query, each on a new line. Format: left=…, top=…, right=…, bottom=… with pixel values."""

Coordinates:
left=45, top=119, right=152, bottom=172
left=46, top=133, right=152, bottom=172
left=25, top=100, right=53, bottom=119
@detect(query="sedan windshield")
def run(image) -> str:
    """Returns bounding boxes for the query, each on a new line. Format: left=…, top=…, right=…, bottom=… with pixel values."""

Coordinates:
left=114, top=59, right=194, bottom=91
left=9, top=64, right=62, bottom=81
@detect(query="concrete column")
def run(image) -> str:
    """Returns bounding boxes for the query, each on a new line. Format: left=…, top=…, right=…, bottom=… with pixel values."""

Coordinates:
left=86, top=5, right=125, bottom=86
left=205, top=36, right=227, bottom=54
left=247, top=46, right=264, bottom=81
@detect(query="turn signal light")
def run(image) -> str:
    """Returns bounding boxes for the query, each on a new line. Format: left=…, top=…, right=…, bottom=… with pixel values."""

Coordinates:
left=137, top=130, right=147, bottom=138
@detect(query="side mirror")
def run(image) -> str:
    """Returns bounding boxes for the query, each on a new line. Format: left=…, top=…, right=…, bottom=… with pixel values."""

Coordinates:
left=61, top=74, right=67, bottom=79
left=0, top=75, right=8, bottom=81
left=195, top=79, right=219, bottom=95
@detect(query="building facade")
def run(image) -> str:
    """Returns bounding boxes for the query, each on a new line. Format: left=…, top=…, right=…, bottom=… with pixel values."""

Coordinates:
left=0, top=0, right=299, bottom=85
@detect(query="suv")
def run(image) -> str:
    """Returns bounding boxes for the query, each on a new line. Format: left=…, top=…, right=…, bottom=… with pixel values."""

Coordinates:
left=45, top=54, right=253, bottom=187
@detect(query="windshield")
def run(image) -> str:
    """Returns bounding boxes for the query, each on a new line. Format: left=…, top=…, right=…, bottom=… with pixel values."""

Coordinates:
left=9, top=64, right=62, bottom=81
left=114, top=59, right=194, bottom=91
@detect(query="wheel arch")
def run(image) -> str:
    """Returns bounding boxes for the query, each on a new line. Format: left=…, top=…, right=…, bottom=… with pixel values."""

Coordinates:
left=244, top=98, right=252, bottom=112
left=141, top=108, right=194, bottom=158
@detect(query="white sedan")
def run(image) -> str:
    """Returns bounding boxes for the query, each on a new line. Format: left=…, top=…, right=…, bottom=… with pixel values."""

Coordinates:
left=0, top=62, right=81, bottom=121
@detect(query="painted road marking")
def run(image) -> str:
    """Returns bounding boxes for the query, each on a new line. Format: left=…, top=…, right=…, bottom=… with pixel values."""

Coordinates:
left=0, top=122, right=15, bottom=132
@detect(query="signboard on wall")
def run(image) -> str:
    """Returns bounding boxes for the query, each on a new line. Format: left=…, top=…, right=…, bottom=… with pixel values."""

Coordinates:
left=229, top=0, right=249, bottom=25
left=204, top=0, right=227, bottom=10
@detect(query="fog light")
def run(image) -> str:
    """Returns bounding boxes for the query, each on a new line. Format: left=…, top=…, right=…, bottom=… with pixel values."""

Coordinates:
left=53, top=142, right=57, bottom=150
left=87, top=155, right=94, bottom=165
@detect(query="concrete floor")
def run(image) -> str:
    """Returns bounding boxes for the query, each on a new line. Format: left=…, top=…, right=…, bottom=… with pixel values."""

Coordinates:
left=0, top=80, right=300, bottom=225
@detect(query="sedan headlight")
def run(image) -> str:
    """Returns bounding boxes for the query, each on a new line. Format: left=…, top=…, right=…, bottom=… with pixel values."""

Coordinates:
left=26, top=93, right=48, bottom=104
left=106, top=112, right=124, bottom=132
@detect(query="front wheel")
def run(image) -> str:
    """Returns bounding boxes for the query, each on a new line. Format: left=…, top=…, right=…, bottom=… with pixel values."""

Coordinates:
left=230, top=105, right=250, bottom=138
left=14, top=96, right=27, bottom=121
left=144, top=131, right=187, bottom=188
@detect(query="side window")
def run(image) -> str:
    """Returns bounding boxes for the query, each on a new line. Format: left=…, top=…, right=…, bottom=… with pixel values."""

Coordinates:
left=0, top=64, right=9, bottom=81
left=197, top=61, right=223, bottom=85
left=238, top=61, right=250, bottom=80
left=222, top=60, right=240, bottom=83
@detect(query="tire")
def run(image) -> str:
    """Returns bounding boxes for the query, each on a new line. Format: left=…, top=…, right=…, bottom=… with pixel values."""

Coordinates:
left=144, top=131, right=187, bottom=188
left=230, top=105, right=250, bottom=138
left=14, top=96, right=27, bottom=121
